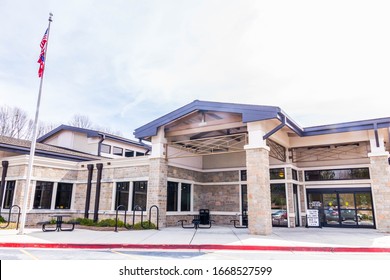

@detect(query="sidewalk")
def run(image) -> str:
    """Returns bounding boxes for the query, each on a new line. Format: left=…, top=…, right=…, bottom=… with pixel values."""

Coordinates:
left=1, top=226, right=390, bottom=252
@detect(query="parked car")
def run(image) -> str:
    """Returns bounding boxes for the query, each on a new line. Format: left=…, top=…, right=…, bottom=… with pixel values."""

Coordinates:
left=324, top=209, right=339, bottom=222
left=272, top=210, right=287, bottom=220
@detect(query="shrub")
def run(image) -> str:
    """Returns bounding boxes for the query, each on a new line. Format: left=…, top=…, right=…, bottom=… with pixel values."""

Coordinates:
left=70, top=218, right=96, bottom=226
left=0, top=216, right=6, bottom=223
left=97, top=218, right=125, bottom=227
left=132, top=221, right=156, bottom=230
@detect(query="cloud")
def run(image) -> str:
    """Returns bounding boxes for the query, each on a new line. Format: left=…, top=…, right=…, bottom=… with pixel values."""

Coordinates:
left=1, top=0, right=390, bottom=139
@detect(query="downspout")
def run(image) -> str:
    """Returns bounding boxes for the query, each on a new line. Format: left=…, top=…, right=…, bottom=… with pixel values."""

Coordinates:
left=0, top=161, right=9, bottom=212
left=97, top=134, right=106, bottom=156
left=84, top=164, right=94, bottom=219
left=93, top=163, right=104, bottom=223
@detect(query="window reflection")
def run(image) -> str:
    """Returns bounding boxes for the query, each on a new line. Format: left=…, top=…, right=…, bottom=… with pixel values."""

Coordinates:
left=271, top=184, right=287, bottom=227
left=307, top=190, right=374, bottom=228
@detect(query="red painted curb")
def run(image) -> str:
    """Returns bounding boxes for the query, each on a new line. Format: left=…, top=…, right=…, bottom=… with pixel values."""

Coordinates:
left=0, top=243, right=390, bottom=253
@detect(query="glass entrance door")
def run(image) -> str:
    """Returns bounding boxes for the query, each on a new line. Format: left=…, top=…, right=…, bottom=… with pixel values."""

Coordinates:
left=307, top=188, right=375, bottom=228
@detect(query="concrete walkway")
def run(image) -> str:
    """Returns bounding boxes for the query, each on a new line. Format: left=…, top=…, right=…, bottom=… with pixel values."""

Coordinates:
left=1, top=226, right=390, bottom=252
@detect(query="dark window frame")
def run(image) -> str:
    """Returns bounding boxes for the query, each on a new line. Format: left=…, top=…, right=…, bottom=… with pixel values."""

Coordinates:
left=3, top=181, right=16, bottom=209
left=270, top=168, right=285, bottom=180
left=167, top=181, right=179, bottom=212
left=125, top=150, right=134, bottom=157
left=180, top=183, right=191, bottom=212
left=33, top=181, right=54, bottom=209
left=132, top=181, right=147, bottom=211
left=115, top=182, right=130, bottom=211
left=101, top=144, right=111, bottom=154
left=55, top=183, right=73, bottom=209
left=305, top=168, right=370, bottom=181
left=113, top=146, right=123, bottom=156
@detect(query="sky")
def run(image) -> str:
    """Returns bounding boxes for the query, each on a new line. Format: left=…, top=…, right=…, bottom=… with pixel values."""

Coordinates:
left=1, top=0, right=390, bottom=139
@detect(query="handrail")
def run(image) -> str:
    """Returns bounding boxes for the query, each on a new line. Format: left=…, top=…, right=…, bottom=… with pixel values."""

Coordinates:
left=0, top=205, right=21, bottom=230
left=148, top=205, right=159, bottom=230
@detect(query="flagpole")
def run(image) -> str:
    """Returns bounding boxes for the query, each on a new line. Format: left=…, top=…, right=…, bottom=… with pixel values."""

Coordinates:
left=18, top=13, right=53, bottom=234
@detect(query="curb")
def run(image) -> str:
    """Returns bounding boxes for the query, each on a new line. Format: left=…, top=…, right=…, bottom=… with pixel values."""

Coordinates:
left=1, top=243, right=390, bottom=253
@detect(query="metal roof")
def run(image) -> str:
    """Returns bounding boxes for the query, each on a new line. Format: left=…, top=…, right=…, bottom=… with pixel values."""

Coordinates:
left=0, top=135, right=102, bottom=162
left=133, top=100, right=390, bottom=140
left=38, top=124, right=150, bottom=149
left=134, top=100, right=287, bottom=139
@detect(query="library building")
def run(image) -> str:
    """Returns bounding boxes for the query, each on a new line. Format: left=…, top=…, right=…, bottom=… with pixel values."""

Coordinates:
left=1, top=100, right=390, bottom=235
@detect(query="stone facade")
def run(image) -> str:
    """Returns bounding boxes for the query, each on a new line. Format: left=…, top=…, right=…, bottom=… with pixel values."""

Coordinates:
left=369, top=154, right=390, bottom=232
left=194, top=184, right=240, bottom=212
left=168, top=166, right=202, bottom=182
left=148, top=158, right=168, bottom=227
left=246, top=147, right=272, bottom=235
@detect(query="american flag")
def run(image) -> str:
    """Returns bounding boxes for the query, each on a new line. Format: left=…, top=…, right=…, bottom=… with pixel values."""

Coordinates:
left=37, top=29, right=48, bottom=78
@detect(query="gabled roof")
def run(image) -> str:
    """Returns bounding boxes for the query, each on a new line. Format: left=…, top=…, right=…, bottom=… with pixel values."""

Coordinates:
left=38, top=125, right=150, bottom=149
left=134, top=100, right=390, bottom=140
left=0, top=135, right=101, bottom=161
left=134, top=100, right=302, bottom=139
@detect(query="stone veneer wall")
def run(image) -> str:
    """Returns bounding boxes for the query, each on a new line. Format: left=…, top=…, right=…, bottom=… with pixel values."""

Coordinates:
left=3, top=160, right=152, bottom=225
left=167, top=166, right=241, bottom=225
left=246, top=147, right=272, bottom=235
left=369, top=155, right=390, bottom=232
left=168, top=166, right=202, bottom=182
left=148, top=158, right=168, bottom=227
left=193, top=184, right=239, bottom=212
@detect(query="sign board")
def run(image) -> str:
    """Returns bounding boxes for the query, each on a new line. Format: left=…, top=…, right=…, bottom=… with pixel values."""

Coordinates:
left=306, top=209, right=321, bottom=228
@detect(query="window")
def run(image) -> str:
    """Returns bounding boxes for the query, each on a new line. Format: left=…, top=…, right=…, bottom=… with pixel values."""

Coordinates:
left=33, top=181, right=53, bottom=209
left=180, top=183, right=191, bottom=211
left=101, top=144, right=111, bottom=154
left=167, top=181, right=192, bottom=212
left=167, top=182, right=178, bottom=211
left=241, top=184, right=247, bottom=211
left=115, top=182, right=130, bottom=210
left=125, top=150, right=134, bottom=157
left=305, top=168, right=370, bottom=181
left=240, top=170, right=247, bottom=181
left=270, top=168, right=285, bottom=180
left=132, top=181, right=147, bottom=210
left=292, top=169, right=298, bottom=181
left=113, top=146, right=123, bottom=156
left=136, top=151, right=145, bottom=157
left=271, top=183, right=287, bottom=227
left=55, top=183, right=73, bottom=209
left=3, top=181, right=15, bottom=209
left=307, top=189, right=374, bottom=228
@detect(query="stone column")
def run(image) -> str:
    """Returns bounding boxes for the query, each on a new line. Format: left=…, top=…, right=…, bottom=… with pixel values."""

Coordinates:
left=147, top=127, right=168, bottom=228
left=368, top=131, right=390, bottom=232
left=369, top=154, right=390, bottom=232
left=285, top=168, right=295, bottom=228
left=245, top=121, right=272, bottom=235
